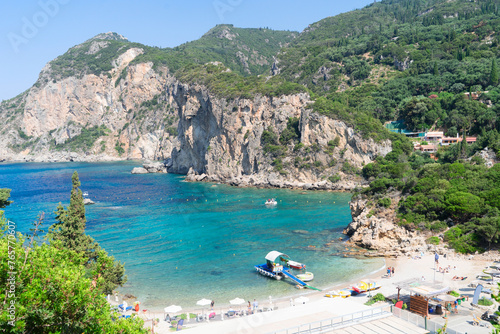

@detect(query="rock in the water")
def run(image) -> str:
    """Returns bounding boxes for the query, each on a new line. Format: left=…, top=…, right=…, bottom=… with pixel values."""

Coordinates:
left=83, top=198, right=95, bottom=205
left=143, top=161, right=168, bottom=173
left=131, top=167, right=148, bottom=174
left=131, top=161, right=168, bottom=174
left=344, top=195, right=426, bottom=255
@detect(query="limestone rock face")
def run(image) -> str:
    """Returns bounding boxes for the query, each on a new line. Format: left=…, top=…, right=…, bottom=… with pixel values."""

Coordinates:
left=0, top=55, right=391, bottom=191
left=469, top=147, right=499, bottom=168
left=344, top=196, right=426, bottom=255
left=170, top=86, right=391, bottom=190
left=131, top=167, right=148, bottom=174
left=143, top=161, right=168, bottom=173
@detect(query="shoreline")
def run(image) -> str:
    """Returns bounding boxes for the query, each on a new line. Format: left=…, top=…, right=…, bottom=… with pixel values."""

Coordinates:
left=111, top=256, right=388, bottom=314
left=110, top=251, right=499, bottom=333
left=110, top=251, right=498, bottom=333
left=0, top=159, right=365, bottom=192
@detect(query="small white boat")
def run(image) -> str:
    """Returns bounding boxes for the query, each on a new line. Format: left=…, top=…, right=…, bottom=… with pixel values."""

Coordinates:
left=288, top=260, right=306, bottom=270
left=296, top=272, right=314, bottom=282
left=83, top=192, right=89, bottom=197
left=265, top=198, right=277, bottom=206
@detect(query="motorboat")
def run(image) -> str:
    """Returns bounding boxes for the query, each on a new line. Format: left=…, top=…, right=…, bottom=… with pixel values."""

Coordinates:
left=296, top=272, right=314, bottom=282
left=83, top=191, right=89, bottom=197
left=265, top=198, right=277, bottom=206
left=288, top=260, right=306, bottom=270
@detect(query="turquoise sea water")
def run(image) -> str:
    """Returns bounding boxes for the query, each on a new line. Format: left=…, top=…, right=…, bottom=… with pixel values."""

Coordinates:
left=0, top=161, right=383, bottom=310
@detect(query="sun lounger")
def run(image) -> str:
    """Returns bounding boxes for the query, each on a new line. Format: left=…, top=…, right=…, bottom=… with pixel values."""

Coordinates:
left=472, top=314, right=490, bottom=328
left=176, top=319, right=184, bottom=331
left=118, top=304, right=133, bottom=312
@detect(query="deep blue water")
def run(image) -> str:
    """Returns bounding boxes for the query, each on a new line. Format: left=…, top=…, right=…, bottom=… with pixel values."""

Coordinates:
left=0, top=161, right=383, bottom=309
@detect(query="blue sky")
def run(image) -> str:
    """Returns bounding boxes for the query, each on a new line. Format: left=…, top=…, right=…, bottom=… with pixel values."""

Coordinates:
left=0, top=0, right=373, bottom=101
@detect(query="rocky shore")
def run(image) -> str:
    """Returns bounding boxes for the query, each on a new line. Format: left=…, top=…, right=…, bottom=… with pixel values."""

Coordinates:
left=131, top=160, right=170, bottom=174
left=183, top=166, right=365, bottom=191
left=344, top=194, right=427, bottom=257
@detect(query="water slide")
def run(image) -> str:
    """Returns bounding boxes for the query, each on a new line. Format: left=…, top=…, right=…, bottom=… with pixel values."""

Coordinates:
left=282, top=270, right=321, bottom=291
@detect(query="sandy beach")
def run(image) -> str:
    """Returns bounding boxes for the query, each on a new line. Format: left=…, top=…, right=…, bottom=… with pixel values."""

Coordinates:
left=113, top=251, right=498, bottom=333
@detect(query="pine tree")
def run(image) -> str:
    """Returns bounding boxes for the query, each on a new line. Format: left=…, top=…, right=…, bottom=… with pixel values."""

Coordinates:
left=0, top=188, right=12, bottom=209
left=490, top=58, right=498, bottom=85
left=460, top=130, right=468, bottom=159
left=51, top=171, right=94, bottom=254
left=433, top=62, right=438, bottom=76
left=49, top=171, right=126, bottom=294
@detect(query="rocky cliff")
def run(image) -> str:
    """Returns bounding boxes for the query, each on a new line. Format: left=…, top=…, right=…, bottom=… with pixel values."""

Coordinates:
left=173, top=84, right=392, bottom=189
left=0, top=35, right=392, bottom=190
left=344, top=194, right=427, bottom=256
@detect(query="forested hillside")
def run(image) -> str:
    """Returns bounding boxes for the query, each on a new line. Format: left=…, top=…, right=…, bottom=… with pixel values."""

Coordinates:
left=276, top=0, right=500, bottom=145
left=280, top=0, right=500, bottom=252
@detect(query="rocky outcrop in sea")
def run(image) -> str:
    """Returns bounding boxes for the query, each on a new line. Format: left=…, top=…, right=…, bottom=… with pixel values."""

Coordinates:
left=344, top=194, right=427, bottom=256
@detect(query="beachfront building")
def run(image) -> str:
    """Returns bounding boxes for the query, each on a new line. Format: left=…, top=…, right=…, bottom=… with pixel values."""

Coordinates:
left=441, top=136, right=477, bottom=146
left=418, top=144, right=437, bottom=153
left=424, top=132, right=443, bottom=142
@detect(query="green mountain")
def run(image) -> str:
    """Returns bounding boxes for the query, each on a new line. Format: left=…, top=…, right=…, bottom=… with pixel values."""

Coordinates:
left=2, top=0, right=500, bottom=254
left=163, top=24, right=297, bottom=75
left=41, top=25, right=296, bottom=83
left=272, top=0, right=500, bottom=138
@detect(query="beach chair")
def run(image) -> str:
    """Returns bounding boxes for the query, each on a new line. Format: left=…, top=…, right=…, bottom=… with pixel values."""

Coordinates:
left=176, top=319, right=184, bottom=331
left=118, top=304, right=133, bottom=312
left=472, top=314, right=490, bottom=328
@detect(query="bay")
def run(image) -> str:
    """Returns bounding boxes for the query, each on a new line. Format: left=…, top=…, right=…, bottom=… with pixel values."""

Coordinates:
left=0, top=161, right=383, bottom=309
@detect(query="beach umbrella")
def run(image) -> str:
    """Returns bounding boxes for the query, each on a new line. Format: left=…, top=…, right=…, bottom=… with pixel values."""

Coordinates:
left=294, top=296, right=309, bottom=304
left=229, top=297, right=245, bottom=305
left=164, top=305, right=182, bottom=314
left=196, top=298, right=212, bottom=306
left=196, top=298, right=212, bottom=320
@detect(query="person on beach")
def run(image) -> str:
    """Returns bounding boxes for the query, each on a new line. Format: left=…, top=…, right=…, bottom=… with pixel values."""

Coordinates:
left=453, top=299, right=458, bottom=313
left=247, top=301, right=251, bottom=314
left=211, top=300, right=214, bottom=310
left=435, top=252, right=439, bottom=265
left=392, top=267, right=395, bottom=276
left=253, top=299, right=258, bottom=312
left=387, top=267, right=391, bottom=277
